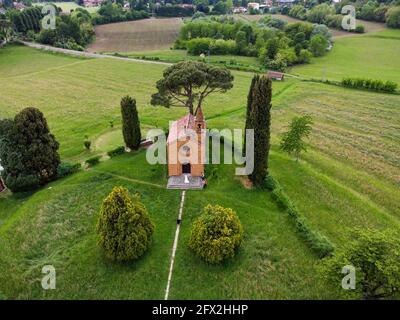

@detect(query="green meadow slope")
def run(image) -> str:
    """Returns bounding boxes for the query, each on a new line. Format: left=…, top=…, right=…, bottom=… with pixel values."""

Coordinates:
left=1, top=36, right=400, bottom=298
left=291, top=29, right=400, bottom=85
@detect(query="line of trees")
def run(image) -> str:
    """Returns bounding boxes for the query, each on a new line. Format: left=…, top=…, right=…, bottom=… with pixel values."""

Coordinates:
left=288, top=2, right=400, bottom=30
left=36, top=8, right=95, bottom=51
left=92, top=0, right=149, bottom=25
left=154, top=5, right=194, bottom=17
left=176, top=16, right=332, bottom=71
left=1, top=0, right=151, bottom=50
left=7, top=6, right=42, bottom=33
left=341, top=77, right=398, bottom=93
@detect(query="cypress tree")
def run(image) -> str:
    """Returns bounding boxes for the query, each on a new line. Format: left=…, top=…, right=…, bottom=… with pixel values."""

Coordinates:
left=243, top=74, right=259, bottom=156
left=21, top=11, right=32, bottom=32
left=0, top=107, right=60, bottom=192
left=248, top=76, right=272, bottom=187
left=121, top=95, right=141, bottom=150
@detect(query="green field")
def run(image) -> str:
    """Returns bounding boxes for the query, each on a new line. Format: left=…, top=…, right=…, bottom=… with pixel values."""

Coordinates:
left=115, top=50, right=264, bottom=71
left=1, top=38, right=400, bottom=299
left=291, top=29, right=400, bottom=84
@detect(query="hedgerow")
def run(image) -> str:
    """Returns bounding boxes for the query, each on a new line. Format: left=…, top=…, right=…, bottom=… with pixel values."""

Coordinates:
left=85, top=156, right=101, bottom=167
left=342, top=77, right=398, bottom=93
left=57, top=162, right=81, bottom=178
left=265, top=176, right=334, bottom=258
left=107, top=146, right=125, bottom=158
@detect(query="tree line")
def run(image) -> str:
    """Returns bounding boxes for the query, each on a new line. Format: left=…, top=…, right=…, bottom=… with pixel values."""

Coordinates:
left=0, top=0, right=152, bottom=50
left=175, top=16, right=332, bottom=71
left=288, top=1, right=400, bottom=30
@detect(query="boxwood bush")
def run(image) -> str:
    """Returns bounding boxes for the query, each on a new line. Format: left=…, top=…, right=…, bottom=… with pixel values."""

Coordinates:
left=107, top=146, right=125, bottom=158
left=96, top=187, right=155, bottom=261
left=57, top=162, right=81, bottom=178
left=85, top=156, right=101, bottom=167
left=189, top=204, right=243, bottom=264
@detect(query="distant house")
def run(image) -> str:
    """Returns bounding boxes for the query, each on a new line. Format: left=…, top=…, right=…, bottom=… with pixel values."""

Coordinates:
left=247, top=2, right=260, bottom=10
left=0, top=179, right=5, bottom=193
left=83, top=0, right=103, bottom=7
left=13, top=1, right=25, bottom=10
left=178, top=4, right=194, bottom=9
left=265, top=0, right=273, bottom=7
left=233, top=6, right=247, bottom=14
left=275, top=0, right=296, bottom=7
left=267, top=71, right=284, bottom=81
left=0, top=164, right=5, bottom=193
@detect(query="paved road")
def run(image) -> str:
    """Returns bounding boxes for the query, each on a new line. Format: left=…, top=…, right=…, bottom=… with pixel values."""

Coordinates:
left=20, top=41, right=172, bottom=66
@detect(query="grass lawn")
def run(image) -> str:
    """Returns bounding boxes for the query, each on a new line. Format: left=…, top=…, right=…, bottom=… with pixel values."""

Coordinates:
left=0, top=151, right=331, bottom=299
left=0, top=45, right=285, bottom=161
left=116, top=49, right=263, bottom=70
left=1, top=43, right=400, bottom=299
left=291, top=29, right=400, bottom=85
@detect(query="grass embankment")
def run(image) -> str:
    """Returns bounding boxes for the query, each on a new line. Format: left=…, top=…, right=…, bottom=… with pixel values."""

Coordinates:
left=0, top=151, right=331, bottom=299
left=1, top=43, right=400, bottom=298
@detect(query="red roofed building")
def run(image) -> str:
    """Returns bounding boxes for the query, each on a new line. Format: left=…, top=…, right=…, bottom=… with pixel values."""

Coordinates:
left=0, top=164, right=5, bottom=193
left=166, top=107, right=206, bottom=189
left=267, top=71, right=284, bottom=81
left=13, top=2, right=26, bottom=10
left=83, top=0, right=102, bottom=7
left=0, top=178, right=5, bottom=193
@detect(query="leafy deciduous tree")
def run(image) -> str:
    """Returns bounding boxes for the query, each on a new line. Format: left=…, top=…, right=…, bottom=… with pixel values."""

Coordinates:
left=386, top=6, right=400, bottom=28
left=321, top=229, right=400, bottom=300
left=280, top=115, right=313, bottom=161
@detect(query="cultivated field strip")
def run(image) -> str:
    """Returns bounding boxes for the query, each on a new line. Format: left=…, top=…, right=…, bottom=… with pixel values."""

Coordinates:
left=87, top=18, right=183, bottom=53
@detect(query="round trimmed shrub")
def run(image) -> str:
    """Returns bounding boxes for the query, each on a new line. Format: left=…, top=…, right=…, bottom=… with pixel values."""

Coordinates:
left=96, top=186, right=154, bottom=262
left=188, top=204, right=243, bottom=264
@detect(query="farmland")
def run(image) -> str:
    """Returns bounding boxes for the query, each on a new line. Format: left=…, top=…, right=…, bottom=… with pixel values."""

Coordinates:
left=1, top=33, right=400, bottom=299
left=87, top=18, right=184, bottom=53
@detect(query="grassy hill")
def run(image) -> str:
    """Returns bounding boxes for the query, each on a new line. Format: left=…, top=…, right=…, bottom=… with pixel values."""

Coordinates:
left=1, top=40, right=400, bottom=299
left=291, top=29, right=400, bottom=85
left=0, top=151, right=333, bottom=299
